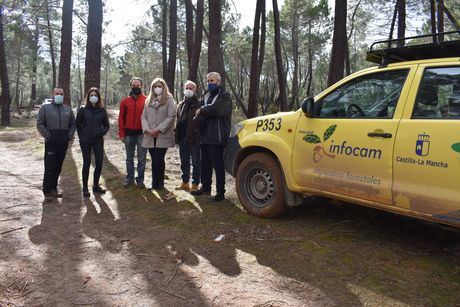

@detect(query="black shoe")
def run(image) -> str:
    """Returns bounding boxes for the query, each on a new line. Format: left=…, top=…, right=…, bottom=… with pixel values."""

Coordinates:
left=212, top=193, right=225, bottom=202
left=136, top=182, right=146, bottom=189
left=123, top=179, right=134, bottom=188
left=93, top=186, right=106, bottom=194
left=51, top=190, right=63, bottom=198
left=83, top=188, right=90, bottom=197
left=191, top=188, right=211, bottom=196
left=44, top=193, right=53, bottom=202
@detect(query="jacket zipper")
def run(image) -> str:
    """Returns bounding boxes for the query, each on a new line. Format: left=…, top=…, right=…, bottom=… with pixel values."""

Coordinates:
left=217, top=119, right=222, bottom=143
left=57, top=104, right=61, bottom=129
left=133, top=97, right=137, bottom=130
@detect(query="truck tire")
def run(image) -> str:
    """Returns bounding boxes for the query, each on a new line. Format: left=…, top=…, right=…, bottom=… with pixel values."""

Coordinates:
left=236, top=152, right=287, bottom=218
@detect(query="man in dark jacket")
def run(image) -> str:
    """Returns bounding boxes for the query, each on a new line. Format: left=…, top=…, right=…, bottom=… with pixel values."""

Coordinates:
left=174, top=80, right=202, bottom=192
left=191, top=72, right=232, bottom=201
left=36, top=87, right=76, bottom=202
left=118, top=77, right=147, bottom=188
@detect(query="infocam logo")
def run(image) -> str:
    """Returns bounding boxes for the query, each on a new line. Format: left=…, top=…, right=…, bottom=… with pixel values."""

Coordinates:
left=303, top=124, right=383, bottom=162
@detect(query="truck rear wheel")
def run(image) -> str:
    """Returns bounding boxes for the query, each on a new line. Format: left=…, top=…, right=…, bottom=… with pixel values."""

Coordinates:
left=236, top=152, right=287, bottom=218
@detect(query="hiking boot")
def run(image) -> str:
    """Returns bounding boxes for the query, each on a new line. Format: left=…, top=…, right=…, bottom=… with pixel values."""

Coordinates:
left=51, top=189, right=63, bottom=198
left=211, top=193, right=225, bottom=202
left=44, top=193, right=53, bottom=202
left=175, top=182, right=190, bottom=191
left=123, top=179, right=134, bottom=188
left=136, top=182, right=146, bottom=189
left=83, top=187, right=90, bottom=197
left=190, top=188, right=211, bottom=196
left=190, top=184, right=199, bottom=192
left=93, top=186, right=106, bottom=194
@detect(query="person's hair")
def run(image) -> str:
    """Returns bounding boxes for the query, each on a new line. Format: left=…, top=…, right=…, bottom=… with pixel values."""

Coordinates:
left=146, top=78, right=172, bottom=106
left=206, top=72, right=221, bottom=81
left=129, top=77, right=143, bottom=87
left=184, top=80, right=197, bottom=90
left=84, top=87, right=104, bottom=108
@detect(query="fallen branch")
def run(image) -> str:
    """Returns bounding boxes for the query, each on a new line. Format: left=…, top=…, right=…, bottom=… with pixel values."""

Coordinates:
left=167, top=260, right=182, bottom=284
left=0, top=227, right=25, bottom=235
left=0, top=217, right=20, bottom=222
left=4, top=204, right=28, bottom=209
left=311, top=240, right=322, bottom=249
left=198, top=244, right=211, bottom=255
left=157, top=287, right=186, bottom=300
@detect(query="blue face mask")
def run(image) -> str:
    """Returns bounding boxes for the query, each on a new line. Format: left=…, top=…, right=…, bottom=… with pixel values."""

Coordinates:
left=54, top=95, right=64, bottom=104
left=207, top=83, right=218, bottom=92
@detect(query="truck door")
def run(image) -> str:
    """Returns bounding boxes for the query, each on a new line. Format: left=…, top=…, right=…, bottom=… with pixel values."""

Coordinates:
left=393, top=64, right=460, bottom=224
left=293, top=67, right=415, bottom=205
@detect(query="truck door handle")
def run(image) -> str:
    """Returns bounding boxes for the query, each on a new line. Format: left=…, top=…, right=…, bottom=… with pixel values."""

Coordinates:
left=367, top=132, right=392, bottom=138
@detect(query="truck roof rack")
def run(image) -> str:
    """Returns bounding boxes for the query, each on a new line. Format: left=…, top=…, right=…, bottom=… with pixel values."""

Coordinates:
left=366, top=31, right=460, bottom=66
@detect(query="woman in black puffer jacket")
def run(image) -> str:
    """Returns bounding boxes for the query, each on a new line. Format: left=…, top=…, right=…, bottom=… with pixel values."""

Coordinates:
left=76, top=87, right=110, bottom=197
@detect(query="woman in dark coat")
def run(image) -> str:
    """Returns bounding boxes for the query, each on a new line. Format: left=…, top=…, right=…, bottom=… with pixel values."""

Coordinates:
left=76, top=87, right=110, bottom=197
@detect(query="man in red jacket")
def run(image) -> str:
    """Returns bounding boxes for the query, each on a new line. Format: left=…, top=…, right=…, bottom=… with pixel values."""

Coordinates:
left=118, top=77, right=147, bottom=188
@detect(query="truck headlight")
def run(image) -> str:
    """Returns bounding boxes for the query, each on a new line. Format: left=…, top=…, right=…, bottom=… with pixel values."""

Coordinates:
left=230, top=123, right=244, bottom=138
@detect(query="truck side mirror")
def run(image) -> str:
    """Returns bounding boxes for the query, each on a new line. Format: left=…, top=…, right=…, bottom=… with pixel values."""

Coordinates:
left=301, top=97, right=315, bottom=118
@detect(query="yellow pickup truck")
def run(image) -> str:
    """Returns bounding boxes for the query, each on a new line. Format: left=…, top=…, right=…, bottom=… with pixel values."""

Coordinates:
left=225, top=33, right=460, bottom=228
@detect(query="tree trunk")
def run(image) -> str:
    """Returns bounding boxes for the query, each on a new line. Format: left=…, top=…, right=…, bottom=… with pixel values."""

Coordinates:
left=185, top=0, right=194, bottom=68
left=30, top=16, right=39, bottom=109
left=388, top=0, right=398, bottom=48
left=0, top=5, right=11, bottom=126
left=77, top=40, right=83, bottom=103
left=166, top=0, right=177, bottom=94
left=437, top=0, right=444, bottom=42
left=58, top=0, right=74, bottom=105
left=290, top=0, right=299, bottom=110
left=188, top=0, right=204, bottom=84
left=327, top=0, right=347, bottom=87
left=257, top=0, right=266, bottom=112
left=273, top=0, right=287, bottom=111
left=248, top=0, right=263, bottom=118
left=84, top=0, right=103, bottom=93
left=430, top=0, right=437, bottom=43
left=45, top=0, right=57, bottom=89
left=14, top=37, right=22, bottom=115
left=162, top=0, right=168, bottom=78
left=208, top=0, right=226, bottom=85
left=397, top=0, right=406, bottom=47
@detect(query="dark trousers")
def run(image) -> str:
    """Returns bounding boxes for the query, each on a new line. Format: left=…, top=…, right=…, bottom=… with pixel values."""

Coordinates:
left=148, top=147, right=168, bottom=188
left=201, top=144, right=225, bottom=194
left=179, top=139, right=201, bottom=185
left=80, top=142, right=104, bottom=188
left=43, top=141, right=68, bottom=194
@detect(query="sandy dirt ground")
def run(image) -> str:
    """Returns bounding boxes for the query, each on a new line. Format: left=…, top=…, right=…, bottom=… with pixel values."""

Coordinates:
left=0, top=112, right=459, bottom=306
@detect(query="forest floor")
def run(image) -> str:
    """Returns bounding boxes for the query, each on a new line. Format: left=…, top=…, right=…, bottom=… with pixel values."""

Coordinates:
left=0, top=109, right=459, bottom=306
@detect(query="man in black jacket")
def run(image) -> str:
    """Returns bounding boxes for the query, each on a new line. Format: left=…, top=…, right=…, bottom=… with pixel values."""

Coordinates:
left=36, top=87, right=76, bottom=202
left=191, top=72, right=232, bottom=201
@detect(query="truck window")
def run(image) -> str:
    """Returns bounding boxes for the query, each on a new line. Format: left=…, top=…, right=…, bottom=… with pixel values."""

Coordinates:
left=412, top=66, right=460, bottom=119
left=318, top=70, right=409, bottom=119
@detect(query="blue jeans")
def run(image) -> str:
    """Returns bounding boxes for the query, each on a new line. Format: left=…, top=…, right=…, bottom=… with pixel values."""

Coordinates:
left=125, top=135, right=147, bottom=184
left=179, top=139, right=201, bottom=185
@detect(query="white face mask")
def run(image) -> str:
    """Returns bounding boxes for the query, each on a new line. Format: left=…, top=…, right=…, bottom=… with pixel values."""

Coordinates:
left=54, top=95, right=64, bottom=104
left=184, top=89, right=194, bottom=98
left=89, top=95, right=99, bottom=104
left=154, top=87, right=163, bottom=96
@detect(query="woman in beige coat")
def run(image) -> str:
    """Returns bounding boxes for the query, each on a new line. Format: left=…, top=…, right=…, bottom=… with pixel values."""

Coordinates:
left=141, top=78, right=177, bottom=190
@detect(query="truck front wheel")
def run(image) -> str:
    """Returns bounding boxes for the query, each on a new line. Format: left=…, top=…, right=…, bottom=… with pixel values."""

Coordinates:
left=236, top=152, right=287, bottom=218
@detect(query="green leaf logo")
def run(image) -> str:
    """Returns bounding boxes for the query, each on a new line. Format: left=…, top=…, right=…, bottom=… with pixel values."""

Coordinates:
left=303, top=134, right=322, bottom=144
left=323, top=124, right=337, bottom=142
left=451, top=143, right=460, bottom=153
